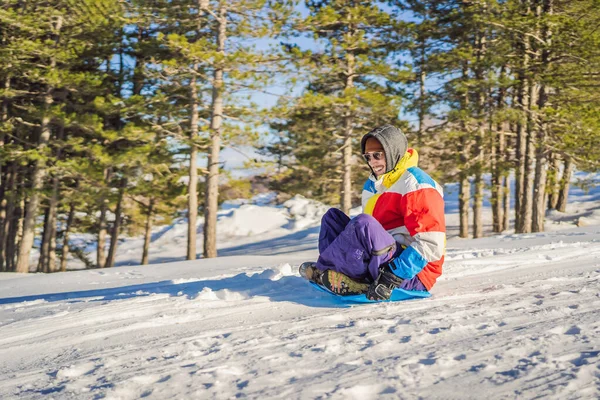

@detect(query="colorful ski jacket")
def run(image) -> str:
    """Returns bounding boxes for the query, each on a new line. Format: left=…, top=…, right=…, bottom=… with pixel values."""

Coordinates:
left=361, top=148, right=445, bottom=290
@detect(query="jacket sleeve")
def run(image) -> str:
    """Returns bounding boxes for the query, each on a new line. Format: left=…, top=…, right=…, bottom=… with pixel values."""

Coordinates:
left=361, top=178, right=377, bottom=212
left=389, top=187, right=446, bottom=280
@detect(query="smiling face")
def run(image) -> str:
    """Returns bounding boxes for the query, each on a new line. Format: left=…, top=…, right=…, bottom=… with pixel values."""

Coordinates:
left=364, top=137, right=387, bottom=178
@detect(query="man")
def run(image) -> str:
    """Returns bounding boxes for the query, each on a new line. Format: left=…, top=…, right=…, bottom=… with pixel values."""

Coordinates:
left=300, top=125, right=446, bottom=301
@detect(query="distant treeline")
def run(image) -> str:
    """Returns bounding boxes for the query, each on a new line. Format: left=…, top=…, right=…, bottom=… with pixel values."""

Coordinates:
left=1, top=1, right=599, bottom=273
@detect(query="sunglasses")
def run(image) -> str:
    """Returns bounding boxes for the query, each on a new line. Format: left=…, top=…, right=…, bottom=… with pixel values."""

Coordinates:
left=362, top=151, right=384, bottom=162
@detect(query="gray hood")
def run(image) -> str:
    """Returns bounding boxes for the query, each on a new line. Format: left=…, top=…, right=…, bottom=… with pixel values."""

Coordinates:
left=360, top=125, right=408, bottom=176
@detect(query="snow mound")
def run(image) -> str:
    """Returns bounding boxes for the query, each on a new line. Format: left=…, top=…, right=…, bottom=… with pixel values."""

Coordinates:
left=216, top=195, right=330, bottom=238
left=249, top=263, right=294, bottom=281
left=218, top=205, right=289, bottom=237
left=576, top=209, right=600, bottom=227
left=283, top=195, right=330, bottom=229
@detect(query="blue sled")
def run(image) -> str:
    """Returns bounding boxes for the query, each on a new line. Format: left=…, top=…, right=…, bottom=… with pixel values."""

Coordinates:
left=309, top=282, right=431, bottom=304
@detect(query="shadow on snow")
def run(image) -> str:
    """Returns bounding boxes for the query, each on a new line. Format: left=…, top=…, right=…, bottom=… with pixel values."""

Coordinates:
left=114, top=226, right=320, bottom=267
left=0, top=272, right=353, bottom=309
left=217, top=226, right=320, bottom=257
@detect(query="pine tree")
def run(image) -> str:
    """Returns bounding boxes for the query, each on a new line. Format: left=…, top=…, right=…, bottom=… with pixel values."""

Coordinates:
left=0, top=0, right=124, bottom=272
left=153, top=0, right=294, bottom=259
left=277, top=1, right=408, bottom=211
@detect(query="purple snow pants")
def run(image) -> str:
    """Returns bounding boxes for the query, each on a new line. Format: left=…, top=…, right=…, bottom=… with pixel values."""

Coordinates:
left=316, top=208, right=427, bottom=291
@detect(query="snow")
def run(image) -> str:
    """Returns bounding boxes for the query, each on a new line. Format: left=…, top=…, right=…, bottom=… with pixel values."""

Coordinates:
left=1, top=187, right=600, bottom=399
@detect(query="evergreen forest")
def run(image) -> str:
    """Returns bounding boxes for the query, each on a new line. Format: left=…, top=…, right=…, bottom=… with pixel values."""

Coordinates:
left=1, top=0, right=599, bottom=273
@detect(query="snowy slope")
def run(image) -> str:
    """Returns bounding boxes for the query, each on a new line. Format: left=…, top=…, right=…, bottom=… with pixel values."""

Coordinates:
left=1, top=189, right=599, bottom=399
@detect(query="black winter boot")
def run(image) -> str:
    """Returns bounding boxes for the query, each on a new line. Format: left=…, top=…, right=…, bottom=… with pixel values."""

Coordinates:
left=367, top=263, right=404, bottom=301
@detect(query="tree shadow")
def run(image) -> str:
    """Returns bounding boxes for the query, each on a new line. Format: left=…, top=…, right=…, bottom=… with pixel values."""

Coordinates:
left=218, top=226, right=320, bottom=257
left=0, top=272, right=351, bottom=309
left=113, top=225, right=320, bottom=267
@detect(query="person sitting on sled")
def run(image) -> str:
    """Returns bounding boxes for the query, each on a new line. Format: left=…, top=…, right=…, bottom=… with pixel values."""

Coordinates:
left=300, top=124, right=445, bottom=301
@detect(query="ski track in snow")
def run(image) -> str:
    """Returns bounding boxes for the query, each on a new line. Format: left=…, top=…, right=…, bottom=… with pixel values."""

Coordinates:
left=1, top=230, right=600, bottom=399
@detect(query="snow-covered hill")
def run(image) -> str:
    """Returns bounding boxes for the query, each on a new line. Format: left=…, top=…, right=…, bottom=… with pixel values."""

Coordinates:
left=1, top=178, right=599, bottom=399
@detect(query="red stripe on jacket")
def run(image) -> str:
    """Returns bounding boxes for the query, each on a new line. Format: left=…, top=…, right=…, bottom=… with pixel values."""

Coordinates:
left=401, top=188, right=446, bottom=235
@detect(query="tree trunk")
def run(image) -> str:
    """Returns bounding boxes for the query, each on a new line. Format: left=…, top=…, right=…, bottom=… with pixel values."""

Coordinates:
left=187, top=68, right=199, bottom=261
left=0, top=74, right=9, bottom=188
left=97, top=167, right=112, bottom=268
left=141, top=199, right=154, bottom=265
left=502, top=109, right=516, bottom=232
left=521, top=1, right=543, bottom=234
left=547, top=154, right=561, bottom=210
left=204, top=3, right=227, bottom=259
left=459, top=174, right=470, bottom=238
left=514, top=85, right=527, bottom=232
left=472, top=26, right=486, bottom=239
left=0, top=178, right=6, bottom=271
left=60, top=201, right=75, bottom=272
left=492, top=66, right=507, bottom=233
left=17, top=181, right=25, bottom=251
left=521, top=82, right=538, bottom=234
left=16, top=93, right=53, bottom=273
left=341, top=134, right=352, bottom=214
left=514, top=19, right=531, bottom=233
left=38, top=207, right=51, bottom=272
left=531, top=90, right=548, bottom=232
left=531, top=125, right=548, bottom=232
left=458, top=62, right=471, bottom=239
left=532, top=0, right=553, bottom=232
left=106, top=177, right=126, bottom=269
left=472, top=172, right=484, bottom=238
left=6, top=182, right=22, bottom=272
left=472, top=96, right=484, bottom=238
left=0, top=76, right=9, bottom=265
left=48, top=121, right=65, bottom=272
left=1, top=165, right=18, bottom=271
left=341, top=51, right=355, bottom=215
left=39, top=145, right=62, bottom=272
left=557, top=156, right=572, bottom=212
left=502, top=175, right=510, bottom=231
left=97, top=202, right=108, bottom=268
left=47, top=179, right=59, bottom=272
left=491, top=136, right=501, bottom=233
